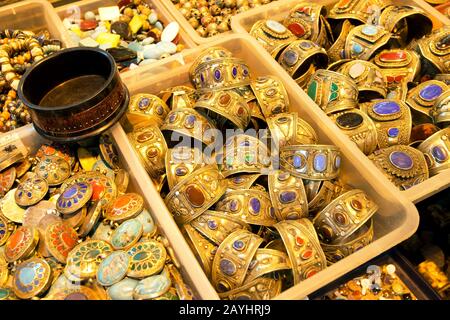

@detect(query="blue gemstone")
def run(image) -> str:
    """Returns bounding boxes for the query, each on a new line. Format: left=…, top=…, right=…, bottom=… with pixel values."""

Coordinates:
left=169, top=113, right=177, bottom=123
left=138, top=98, right=150, bottom=109
left=64, top=185, right=78, bottom=198
left=362, top=25, right=378, bottom=36
left=372, top=101, right=401, bottom=116
left=207, top=220, right=217, bottom=230
left=242, top=67, right=249, bottom=76
left=388, top=127, right=399, bottom=138
left=250, top=198, right=261, bottom=213
left=313, top=153, right=327, bottom=172
left=67, top=201, right=72, bottom=207
left=156, top=105, right=164, bottom=115
left=232, top=67, right=238, bottom=78
left=419, top=84, right=443, bottom=101
left=73, top=198, right=78, bottom=203
left=277, top=172, right=290, bottom=181
left=352, top=43, right=363, bottom=54
left=279, top=191, right=296, bottom=204
left=219, top=259, right=236, bottom=276
left=185, top=115, right=196, bottom=127
left=200, top=73, right=205, bottom=83
left=0, top=230, right=4, bottom=235
left=240, top=140, right=251, bottom=147
left=214, top=69, right=221, bottom=81
left=19, top=267, right=36, bottom=286
left=233, top=176, right=244, bottom=184
left=300, top=41, right=312, bottom=49
left=335, top=156, right=341, bottom=169
left=283, top=50, right=298, bottom=66
left=232, top=240, right=245, bottom=251
left=27, top=192, right=32, bottom=198
left=229, top=199, right=239, bottom=212
left=432, top=146, right=448, bottom=162
left=389, top=151, right=413, bottom=170
left=175, top=167, right=188, bottom=176
left=293, top=155, right=302, bottom=168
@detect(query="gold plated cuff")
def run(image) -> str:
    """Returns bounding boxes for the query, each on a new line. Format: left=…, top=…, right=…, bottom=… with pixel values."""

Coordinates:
left=344, top=24, right=391, bottom=60
left=417, top=128, right=450, bottom=176
left=360, top=99, right=412, bottom=148
left=368, top=145, right=429, bottom=190
left=274, top=219, right=326, bottom=284
left=194, top=90, right=251, bottom=130
left=329, top=108, right=378, bottom=155
left=127, top=123, right=167, bottom=180
left=327, top=20, right=355, bottom=63
left=165, top=165, right=228, bottom=225
left=250, top=76, right=289, bottom=118
left=226, top=173, right=261, bottom=191
left=127, top=93, right=170, bottom=127
left=417, top=26, right=450, bottom=74
left=406, top=80, right=448, bottom=125
left=215, top=188, right=277, bottom=227
left=268, top=170, right=308, bottom=220
left=165, top=146, right=206, bottom=190
left=249, top=19, right=297, bottom=59
left=244, top=249, right=291, bottom=284
left=189, top=46, right=233, bottom=80
left=280, top=144, right=342, bottom=181
left=307, top=69, right=359, bottom=115
left=211, top=229, right=264, bottom=292
left=328, top=0, right=391, bottom=24
left=312, top=189, right=378, bottom=244
left=158, top=86, right=196, bottom=110
left=218, top=277, right=282, bottom=300
left=431, top=90, right=450, bottom=127
left=308, top=179, right=346, bottom=214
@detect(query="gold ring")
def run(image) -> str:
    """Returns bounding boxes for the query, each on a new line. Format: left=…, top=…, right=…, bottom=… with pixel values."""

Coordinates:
left=165, top=165, right=228, bottom=225
left=127, top=93, right=170, bottom=127
left=431, top=89, right=450, bottom=127
left=417, top=128, right=450, bottom=176
left=344, top=24, right=391, bottom=61
left=218, top=277, right=282, bottom=300
left=312, top=189, right=378, bottom=244
left=244, top=249, right=291, bottom=284
left=250, top=76, right=289, bottom=118
left=165, top=146, right=206, bottom=190
left=189, top=46, right=233, bottom=81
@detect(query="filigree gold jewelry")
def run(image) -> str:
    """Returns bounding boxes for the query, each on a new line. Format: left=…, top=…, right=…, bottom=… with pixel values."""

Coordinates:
left=368, top=145, right=429, bottom=190
left=274, top=219, right=326, bottom=284
left=158, top=86, right=196, bottom=110
left=312, top=189, right=378, bottom=244
left=127, top=93, right=171, bottom=127
left=417, top=128, right=450, bottom=176
left=327, top=20, right=355, bottom=63
left=268, top=170, right=308, bottom=220
left=329, top=108, right=378, bottom=155
left=328, top=0, right=391, bottom=24
left=218, top=277, right=282, bottom=300
left=308, top=179, right=346, bottom=214
left=226, top=173, right=261, bottom=191
left=360, top=99, right=412, bottom=148
left=416, top=26, right=450, bottom=75
left=280, top=144, right=342, bottom=181
left=189, top=47, right=234, bottom=80
left=431, top=90, right=450, bottom=127
left=183, top=224, right=217, bottom=278
left=344, top=24, right=391, bottom=61
left=244, top=249, right=291, bottom=283
left=165, top=165, right=227, bottom=225
left=250, top=19, right=297, bottom=58
left=434, top=73, right=450, bottom=85
left=165, top=146, right=206, bottom=190
left=211, top=229, right=263, bottom=292
left=13, top=257, right=52, bottom=299
left=250, top=76, right=289, bottom=118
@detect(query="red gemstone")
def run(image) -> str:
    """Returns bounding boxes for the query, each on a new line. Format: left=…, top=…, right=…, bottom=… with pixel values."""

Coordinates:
left=301, top=250, right=313, bottom=260
left=80, top=20, right=98, bottom=31
left=351, top=199, right=363, bottom=211
left=379, top=50, right=407, bottom=62
left=386, top=75, right=404, bottom=83
left=306, top=269, right=318, bottom=278
left=288, top=23, right=306, bottom=37
left=295, top=236, right=305, bottom=246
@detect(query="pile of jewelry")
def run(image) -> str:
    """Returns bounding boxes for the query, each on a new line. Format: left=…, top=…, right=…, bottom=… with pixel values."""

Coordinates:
left=126, top=46, right=379, bottom=300
left=0, top=29, right=62, bottom=132
left=0, top=134, right=193, bottom=300
left=418, top=260, right=450, bottom=298
left=320, top=264, right=417, bottom=300
left=62, top=0, right=183, bottom=71
left=171, top=0, right=278, bottom=38
left=248, top=1, right=450, bottom=191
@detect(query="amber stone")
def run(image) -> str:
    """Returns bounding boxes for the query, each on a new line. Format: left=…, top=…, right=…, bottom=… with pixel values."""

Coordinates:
left=410, top=123, right=439, bottom=143
left=136, top=131, right=154, bottom=143
left=219, top=93, right=231, bottom=105
left=350, top=199, right=363, bottom=211
left=185, top=185, right=205, bottom=207
left=334, top=212, right=348, bottom=225
left=146, top=148, right=158, bottom=159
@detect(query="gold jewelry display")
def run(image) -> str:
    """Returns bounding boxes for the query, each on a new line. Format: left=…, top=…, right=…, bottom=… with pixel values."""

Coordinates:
left=127, top=93, right=171, bottom=127
left=417, top=128, right=450, bottom=176
left=218, top=277, right=282, bottom=300
left=215, top=188, right=277, bottom=227
left=416, top=26, right=450, bottom=74
left=368, top=145, right=429, bottom=190
left=306, top=69, right=359, bottom=115
left=165, top=146, right=206, bottom=190
left=274, top=219, right=326, bottom=284
left=244, top=249, right=291, bottom=283
left=280, top=144, right=341, bottom=181
left=268, top=170, right=308, bottom=220
left=249, top=20, right=297, bottom=59
left=312, top=189, right=378, bottom=244
left=158, top=86, right=196, bottom=110
left=360, top=99, right=412, bottom=148
left=327, top=20, right=355, bottom=63
left=250, top=76, right=289, bottom=118
left=189, top=47, right=234, bottom=80
left=344, top=24, right=391, bottom=60
left=165, top=165, right=227, bottom=225
left=329, top=108, right=378, bottom=155
left=328, top=0, right=391, bottom=24
left=183, top=224, right=217, bottom=278
left=211, top=229, right=263, bottom=292
left=431, top=90, right=450, bottom=127
left=406, top=80, right=448, bottom=125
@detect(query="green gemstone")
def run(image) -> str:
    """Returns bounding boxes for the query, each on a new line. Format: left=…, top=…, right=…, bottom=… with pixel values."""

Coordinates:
left=134, top=252, right=148, bottom=261
left=329, top=92, right=338, bottom=102
left=244, top=153, right=254, bottom=163
left=307, top=80, right=318, bottom=100
left=331, top=82, right=338, bottom=92
left=226, top=157, right=234, bottom=167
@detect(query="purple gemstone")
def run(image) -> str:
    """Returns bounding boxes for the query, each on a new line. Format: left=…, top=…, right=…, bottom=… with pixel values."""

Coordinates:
left=279, top=191, right=297, bottom=203
left=419, top=84, right=443, bottom=101
left=250, top=198, right=261, bottom=214
left=372, top=101, right=401, bottom=116
left=233, top=176, right=244, bottom=184
left=168, top=113, right=177, bottom=123
left=138, top=98, right=150, bottom=109
left=432, top=145, right=448, bottom=162
left=63, top=185, right=78, bottom=198
left=200, top=73, right=205, bottom=83
left=283, top=50, right=298, bottom=66
left=156, top=105, right=164, bottom=115
left=219, top=259, right=236, bottom=276
left=300, top=41, right=313, bottom=49
left=293, top=155, right=302, bottom=168
left=229, top=199, right=239, bottom=212
left=388, top=127, right=399, bottom=138
left=313, top=153, right=327, bottom=172
left=335, top=155, right=341, bottom=169
left=175, top=167, right=188, bottom=176
left=240, top=140, right=251, bottom=147
left=185, top=115, right=196, bottom=127
left=277, top=172, right=290, bottom=181
left=242, top=67, right=249, bottom=77
left=389, top=151, right=413, bottom=170
left=207, top=220, right=218, bottom=230
left=214, top=69, right=222, bottom=81
left=232, top=240, right=245, bottom=251
left=232, top=66, right=238, bottom=78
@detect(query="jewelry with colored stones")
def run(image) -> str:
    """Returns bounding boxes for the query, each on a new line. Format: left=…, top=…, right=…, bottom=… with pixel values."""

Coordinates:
left=96, top=251, right=130, bottom=287
left=34, top=155, right=71, bottom=186
left=110, top=218, right=143, bottom=250
left=416, top=26, right=450, bottom=74
left=183, top=224, right=217, bottom=278
left=307, top=69, right=359, bottom=115
left=158, top=86, right=196, bottom=110
left=127, top=239, right=167, bottom=278
left=337, top=60, right=387, bottom=100
left=328, top=0, right=390, bottom=25
left=12, top=257, right=52, bottom=299
left=268, top=170, right=308, bottom=220
left=321, top=219, right=373, bottom=265
left=308, top=179, right=346, bottom=214
left=280, top=144, right=342, bottom=181
left=0, top=166, right=16, bottom=196
left=417, top=128, right=450, bottom=176
left=226, top=174, right=260, bottom=191
left=56, top=182, right=93, bottom=215
left=127, top=123, right=168, bottom=179
left=45, top=285, right=105, bottom=300
left=104, top=193, right=144, bottom=223
left=167, top=263, right=195, bottom=300
left=127, top=93, right=170, bottom=127
left=431, top=89, right=450, bottom=127
left=406, top=80, right=448, bottom=125
left=99, top=133, right=120, bottom=170
left=1, top=188, right=25, bottom=223
left=14, top=160, right=32, bottom=179
left=344, top=24, right=391, bottom=61
left=278, top=40, right=329, bottom=87
left=250, top=20, right=297, bottom=59
left=313, top=189, right=378, bottom=244
left=329, top=109, right=378, bottom=155
left=161, top=108, right=217, bottom=146
left=190, top=210, right=250, bottom=246
left=215, top=188, right=277, bottom=227
left=211, top=229, right=263, bottom=292
left=44, top=221, right=78, bottom=264
left=360, top=99, right=412, bottom=149
left=14, top=174, right=48, bottom=207
left=165, top=165, right=227, bottom=225
left=133, top=273, right=172, bottom=300
left=189, top=47, right=234, bottom=80
left=244, top=249, right=291, bottom=284
left=327, top=20, right=355, bottom=63
left=4, top=226, right=39, bottom=263
left=165, top=146, right=205, bottom=190
left=274, top=219, right=326, bottom=285
left=250, top=76, right=290, bottom=118
left=219, top=276, right=282, bottom=300
left=64, top=239, right=113, bottom=282
left=35, top=143, right=75, bottom=168
left=194, top=90, right=251, bottom=130
left=0, top=214, right=14, bottom=246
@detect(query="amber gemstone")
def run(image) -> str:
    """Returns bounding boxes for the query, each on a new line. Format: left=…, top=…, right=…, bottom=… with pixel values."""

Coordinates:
left=295, top=236, right=305, bottom=246
left=136, top=131, right=154, bottom=143
left=146, top=148, right=158, bottom=159
left=350, top=199, right=363, bottom=211
left=287, top=23, right=306, bottom=37
left=185, top=185, right=205, bottom=207
left=334, top=212, right=348, bottom=225
left=219, top=93, right=231, bottom=105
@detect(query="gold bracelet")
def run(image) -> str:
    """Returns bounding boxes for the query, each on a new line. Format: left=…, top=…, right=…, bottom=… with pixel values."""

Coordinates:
left=308, top=179, right=346, bottom=214
left=328, top=0, right=392, bottom=24
left=417, top=128, right=450, bottom=176
left=416, top=26, right=450, bottom=75
left=327, top=20, right=355, bottom=63
left=250, top=75, right=289, bottom=118
left=127, top=93, right=170, bottom=127
left=189, top=46, right=233, bottom=81
left=244, top=249, right=291, bottom=284
left=165, top=146, right=206, bottom=190
left=218, top=277, right=282, bottom=300
left=226, top=173, right=261, bottom=191
left=344, top=24, right=391, bottom=61
left=158, top=85, right=196, bottom=110
left=431, top=90, right=450, bottom=127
